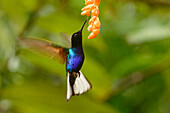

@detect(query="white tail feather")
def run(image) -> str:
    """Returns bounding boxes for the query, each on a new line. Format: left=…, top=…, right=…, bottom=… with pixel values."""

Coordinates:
left=66, top=74, right=72, bottom=101
left=66, top=71, right=91, bottom=101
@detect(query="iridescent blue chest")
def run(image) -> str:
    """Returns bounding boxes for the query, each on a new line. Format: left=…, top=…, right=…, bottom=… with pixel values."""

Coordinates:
left=66, top=48, right=84, bottom=72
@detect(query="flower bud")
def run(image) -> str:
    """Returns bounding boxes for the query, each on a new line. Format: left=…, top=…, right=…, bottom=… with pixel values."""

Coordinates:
left=91, top=7, right=99, bottom=17
left=89, top=16, right=97, bottom=25
left=88, top=24, right=93, bottom=31
left=88, top=32, right=96, bottom=39
left=85, top=0, right=94, bottom=5
left=94, top=0, right=100, bottom=6
left=93, top=18, right=100, bottom=29
left=81, top=4, right=94, bottom=11
left=92, top=29, right=100, bottom=36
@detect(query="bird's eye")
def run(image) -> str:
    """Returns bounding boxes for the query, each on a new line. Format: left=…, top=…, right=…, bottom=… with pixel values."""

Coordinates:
left=74, top=34, right=77, bottom=37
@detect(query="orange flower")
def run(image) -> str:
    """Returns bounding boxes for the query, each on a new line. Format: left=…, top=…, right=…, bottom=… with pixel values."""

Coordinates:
left=81, top=0, right=101, bottom=39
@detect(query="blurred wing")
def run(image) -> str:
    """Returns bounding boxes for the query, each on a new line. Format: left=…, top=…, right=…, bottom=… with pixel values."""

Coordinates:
left=19, top=37, right=69, bottom=64
left=59, top=32, right=71, bottom=48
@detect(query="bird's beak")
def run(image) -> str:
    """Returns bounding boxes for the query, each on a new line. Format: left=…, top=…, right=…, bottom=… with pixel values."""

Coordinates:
left=80, top=19, right=87, bottom=32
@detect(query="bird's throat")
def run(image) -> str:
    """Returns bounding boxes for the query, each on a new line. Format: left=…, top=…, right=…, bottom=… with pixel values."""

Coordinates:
left=71, top=38, right=83, bottom=48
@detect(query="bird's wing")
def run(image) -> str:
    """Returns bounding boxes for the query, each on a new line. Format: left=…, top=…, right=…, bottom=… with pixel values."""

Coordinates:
left=59, top=32, right=71, bottom=48
left=19, top=37, right=69, bottom=64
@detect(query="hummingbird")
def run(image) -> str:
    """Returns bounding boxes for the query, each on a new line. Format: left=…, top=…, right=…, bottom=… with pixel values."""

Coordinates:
left=20, top=20, right=92, bottom=101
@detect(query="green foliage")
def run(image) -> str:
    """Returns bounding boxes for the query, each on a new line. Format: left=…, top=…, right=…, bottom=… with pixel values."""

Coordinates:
left=0, top=0, right=170, bottom=113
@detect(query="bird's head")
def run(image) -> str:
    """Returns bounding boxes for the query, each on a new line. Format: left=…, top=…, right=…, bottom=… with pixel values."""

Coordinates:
left=71, top=19, right=87, bottom=47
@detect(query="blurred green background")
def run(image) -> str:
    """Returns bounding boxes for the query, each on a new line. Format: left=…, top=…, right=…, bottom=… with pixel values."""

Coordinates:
left=0, top=0, right=170, bottom=113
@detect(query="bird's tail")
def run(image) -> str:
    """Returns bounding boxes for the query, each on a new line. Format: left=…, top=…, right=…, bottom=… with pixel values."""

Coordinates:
left=66, top=71, right=92, bottom=101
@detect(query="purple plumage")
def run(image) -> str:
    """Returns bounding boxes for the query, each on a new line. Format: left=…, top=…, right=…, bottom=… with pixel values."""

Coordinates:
left=66, top=48, right=84, bottom=72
